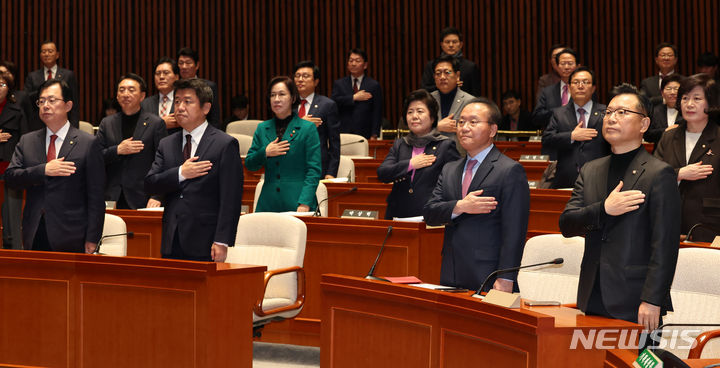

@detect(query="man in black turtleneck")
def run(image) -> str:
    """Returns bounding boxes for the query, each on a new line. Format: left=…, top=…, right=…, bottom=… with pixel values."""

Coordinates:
left=559, top=84, right=680, bottom=335
left=421, top=27, right=481, bottom=97
left=97, top=73, right=167, bottom=209
left=430, top=55, right=474, bottom=155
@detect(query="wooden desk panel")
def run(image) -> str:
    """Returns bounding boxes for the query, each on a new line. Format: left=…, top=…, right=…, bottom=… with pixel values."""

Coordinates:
left=368, top=140, right=394, bottom=160
left=495, top=141, right=542, bottom=160
left=351, top=158, right=384, bottom=183
left=321, top=274, right=643, bottom=368
left=325, top=182, right=391, bottom=218
left=0, top=250, right=265, bottom=368
left=521, top=160, right=550, bottom=181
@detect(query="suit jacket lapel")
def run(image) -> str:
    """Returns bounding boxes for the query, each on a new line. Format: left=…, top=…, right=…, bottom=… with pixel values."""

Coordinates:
left=623, top=150, right=647, bottom=190
left=587, top=104, right=603, bottom=128
left=671, top=128, right=687, bottom=166
left=468, top=146, right=498, bottom=191
left=194, top=126, right=215, bottom=159
left=449, top=92, right=466, bottom=118
left=688, top=124, right=717, bottom=164
left=133, top=113, right=151, bottom=140
left=283, top=118, right=303, bottom=143
left=58, top=127, right=79, bottom=159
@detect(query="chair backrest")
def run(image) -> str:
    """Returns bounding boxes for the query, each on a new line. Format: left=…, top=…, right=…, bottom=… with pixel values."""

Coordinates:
left=253, top=180, right=327, bottom=216
left=226, top=120, right=263, bottom=136
left=340, top=133, right=369, bottom=156
left=337, top=155, right=355, bottom=182
left=228, top=133, right=254, bottom=156
left=100, top=213, right=127, bottom=256
left=516, top=234, right=584, bottom=304
left=663, top=247, right=720, bottom=358
left=227, top=213, right=307, bottom=302
left=79, top=121, right=95, bottom=135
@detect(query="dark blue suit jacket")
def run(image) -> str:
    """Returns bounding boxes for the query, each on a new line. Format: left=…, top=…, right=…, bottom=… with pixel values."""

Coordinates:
left=96, top=111, right=167, bottom=209
left=378, top=137, right=460, bottom=219
left=0, top=100, right=28, bottom=161
left=24, top=67, right=80, bottom=129
left=141, top=94, right=180, bottom=134
left=542, top=102, right=610, bottom=188
left=302, top=94, right=341, bottom=177
left=5, top=125, right=106, bottom=251
left=532, top=82, right=564, bottom=130
left=331, top=75, right=383, bottom=139
left=423, top=146, right=529, bottom=292
left=145, top=125, right=243, bottom=258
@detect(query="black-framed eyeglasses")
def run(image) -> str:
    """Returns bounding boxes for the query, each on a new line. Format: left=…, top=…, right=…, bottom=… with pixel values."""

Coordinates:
left=601, top=108, right=646, bottom=119
left=36, top=97, right=65, bottom=106
left=456, top=120, right=490, bottom=128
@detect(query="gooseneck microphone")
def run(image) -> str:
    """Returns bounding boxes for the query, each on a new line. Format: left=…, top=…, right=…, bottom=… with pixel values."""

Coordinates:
left=341, top=139, right=366, bottom=146
left=474, top=258, right=564, bottom=296
left=365, top=226, right=393, bottom=282
left=94, top=232, right=134, bottom=254
left=313, top=186, right=358, bottom=217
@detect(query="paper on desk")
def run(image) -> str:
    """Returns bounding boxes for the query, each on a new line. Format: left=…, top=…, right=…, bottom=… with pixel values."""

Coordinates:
left=392, top=216, right=424, bottom=223
left=320, top=177, right=349, bottom=183
left=284, top=211, right=315, bottom=217
left=411, top=283, right=456, bottom=290
left=138, top=207, right=164, bottom=211
left=384, top=276, right=422, bottom=284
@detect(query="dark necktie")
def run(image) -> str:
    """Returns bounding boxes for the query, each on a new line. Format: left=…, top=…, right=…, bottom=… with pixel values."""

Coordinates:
left=47, top=69, right=53, bottom=80
left=353, top=78, right=359, bottom=93
left=183, top=134, right=192, bottom=160
left=578, top=107, right=586, bottom=128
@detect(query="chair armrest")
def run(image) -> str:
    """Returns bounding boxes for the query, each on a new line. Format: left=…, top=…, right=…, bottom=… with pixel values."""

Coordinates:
left=688, top=329, right=720, bottom=359
left=253, top=266, right=306, bottom=317
left=561, top=303, right=577, bottom=308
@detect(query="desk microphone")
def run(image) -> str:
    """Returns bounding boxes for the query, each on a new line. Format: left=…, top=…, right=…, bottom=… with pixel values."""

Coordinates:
left=94, top=232, right=134, bottom=254
left=365, top=226, right=392, bottom=282
left=474, top=258, right=563, bottom=295
left=313, top=186, right=358, bottom=217
left=341, top=139, right=365, bottom=146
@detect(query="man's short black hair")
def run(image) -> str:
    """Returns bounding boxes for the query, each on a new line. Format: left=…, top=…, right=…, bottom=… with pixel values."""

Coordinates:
left=660, top=74, right=683, bottom=91
left=501, top=89, right=522, bottom=101
left=697, top=52, right=719, bottom=67
left=154, top=56, right=180, bottom=75
left=41, top=39, right=57, bottom=48
left=548, top=44, right=568, bottom=59
left=568, top=66, right=596, bottom=86
left=440, top=27, right=462, bottom=42
left=38, top=79, right=73, bottom=102
left=432, top=54, right=460, bottom=72
left=117, top=73, right=148, bottom=93
left=608, top=83, right=651, bottom=116
left=177, top=47, right=199, bottom=63
left=555, top=48, right=578, bottom=65
left=347, top=48, right=368, bottom=62
left=174, top=78, right=213, bottom=105
left=293, top=60, right=320, bottom=80
left=230, top=94, right=249, bottom=109
left=461, top=97, right=502, bottom=125
left=654, top=42, right=678, bottom=58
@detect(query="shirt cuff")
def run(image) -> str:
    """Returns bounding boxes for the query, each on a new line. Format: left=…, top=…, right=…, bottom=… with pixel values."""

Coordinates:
left=178, top=167, right=186, bottom=182
left=214, top=242, right=228, bottom=247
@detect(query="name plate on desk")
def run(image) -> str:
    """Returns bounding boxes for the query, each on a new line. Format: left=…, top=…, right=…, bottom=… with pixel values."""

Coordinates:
left=519, top=154, right=549, bottom=162
left=528, top=180, right=539, bottom=189
left=528, top=136, right=542, bottom=142
left=479, top=289, right=522, bottom=308
left=341, top=209, right=379, bottom=220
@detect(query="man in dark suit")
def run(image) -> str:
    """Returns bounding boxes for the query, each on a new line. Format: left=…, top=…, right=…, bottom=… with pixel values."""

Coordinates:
left=421, top=27, right=481, bottom=97
left=331, top=48, right=383, bottom=140
left=145, top=78, right=243, bottom=262
left=177, top=47, right=221, bottom=128
left=559, top=84, right=680, bottom=332
left=424, top=98, right=529, bottom=293
left=531, top=48, right=579, bottom=130
left=542, top=67, right=609, bottom=188
left=24, top=40, right=80, bottom=130
left=5, top=79, right=105, bottom=253
left=293, top=60, right=341, bottom=178
left=141, top=57, right=181, bottom=135
left=499, top=89, right=534, bottom=141
left=96, top=73, right=167, bottom=209
left=536, top=44, right=567, bottom=97
left=640, top=43, right=680, bottom=106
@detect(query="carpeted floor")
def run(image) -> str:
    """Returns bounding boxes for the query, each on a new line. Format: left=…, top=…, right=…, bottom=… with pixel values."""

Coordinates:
left=253, top=342, right=320, bottom=368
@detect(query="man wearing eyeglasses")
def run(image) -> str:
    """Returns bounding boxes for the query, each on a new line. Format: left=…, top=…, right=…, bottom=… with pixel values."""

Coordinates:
left=559, top=84, right=680, bottom=333
left=542, top=66, right=609, bottom=188
left=5, top=79, right=105, bottom=253
left=430, top=55, right=474, bottom=155
left=24, top=40, right=80, bottom=131
left=424, top=98, right=529, bottom=293
left=142, top=57, right=181, bottom=134
left=532, top=48, right=580, bottom=132
left=293, top=60, right=340, bottom=179
left=640, top=43, right=680, bottom=106
left=176, top=47, right=221, bottom=128
left=420, top=27, right=481, bottom=97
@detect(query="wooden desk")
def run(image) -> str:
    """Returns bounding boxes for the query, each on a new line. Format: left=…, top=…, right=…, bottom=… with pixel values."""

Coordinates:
left=325, top=182, right=391, bottom=218
left=261, top=217, right=444, bottom=346
left=368, top=140, right=394, bottom=159
left=521, top=160, right=550, bottom=181
left=605, top=348, right=720, bottom=367
left=0, top=250, right=265, bottom=368
left=107, top=209, right=163, bottom=258
left=495, top=141, right=542, bottom=160
left=321, top=274, right=643, bottom=368
left=528, top=188, right=572, bottom=236
left=350, top=158, right=384, bottom=183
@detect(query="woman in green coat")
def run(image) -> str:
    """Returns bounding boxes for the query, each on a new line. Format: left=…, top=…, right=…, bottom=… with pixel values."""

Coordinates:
left=246, top=76, right=322, bottom=212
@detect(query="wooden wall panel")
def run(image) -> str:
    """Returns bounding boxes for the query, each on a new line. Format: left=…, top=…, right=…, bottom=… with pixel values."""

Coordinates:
left=1, top=0, right=719, bottom=127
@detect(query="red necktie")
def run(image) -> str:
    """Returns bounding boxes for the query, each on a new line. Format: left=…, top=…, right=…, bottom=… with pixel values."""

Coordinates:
left=47, top=69, right=53, bottom=80
left=353, top=78, right=359, bottom=93
left=183, top=134, right=192, bottom=160
left=47, top=134, right=58, bottom=162
left=561, top=85, right=569, bottom=105
left=461, top=159, right=478, bottom=197
left=298, top=99, right=307, bottom=118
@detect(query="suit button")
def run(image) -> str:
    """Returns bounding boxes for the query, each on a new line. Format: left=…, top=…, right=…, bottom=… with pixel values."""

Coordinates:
left=180, top=194, right=184, bottom=199
left=408, top=188, right=413, bottom=194
left=276, top=187, right=280, bottom=192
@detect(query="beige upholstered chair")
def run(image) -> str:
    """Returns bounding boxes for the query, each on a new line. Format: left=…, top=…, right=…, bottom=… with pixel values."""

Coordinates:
left=98, top=214, right=128, bottom=256
left=336, top=155, right=356, bottom=182
left=79, top=121, right=95, bottom=135
left=516, top=234, right=584, bottom=304
left=228, top=133, right=253, bottom=156
left=225, top=212, right=307, bottom=332
left=252, top=180, right=327, bottom=216
left=663, top=247, right=720, bottom=358
left=340, top=133, right=369, bottom=156
left=226, top=119, right=263, bottom=136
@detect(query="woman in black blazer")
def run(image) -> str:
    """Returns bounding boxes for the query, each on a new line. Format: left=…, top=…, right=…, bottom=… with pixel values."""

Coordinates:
left=655, top=73, right=720, bottom=241
left=377, top=89, right=461, bottom=219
